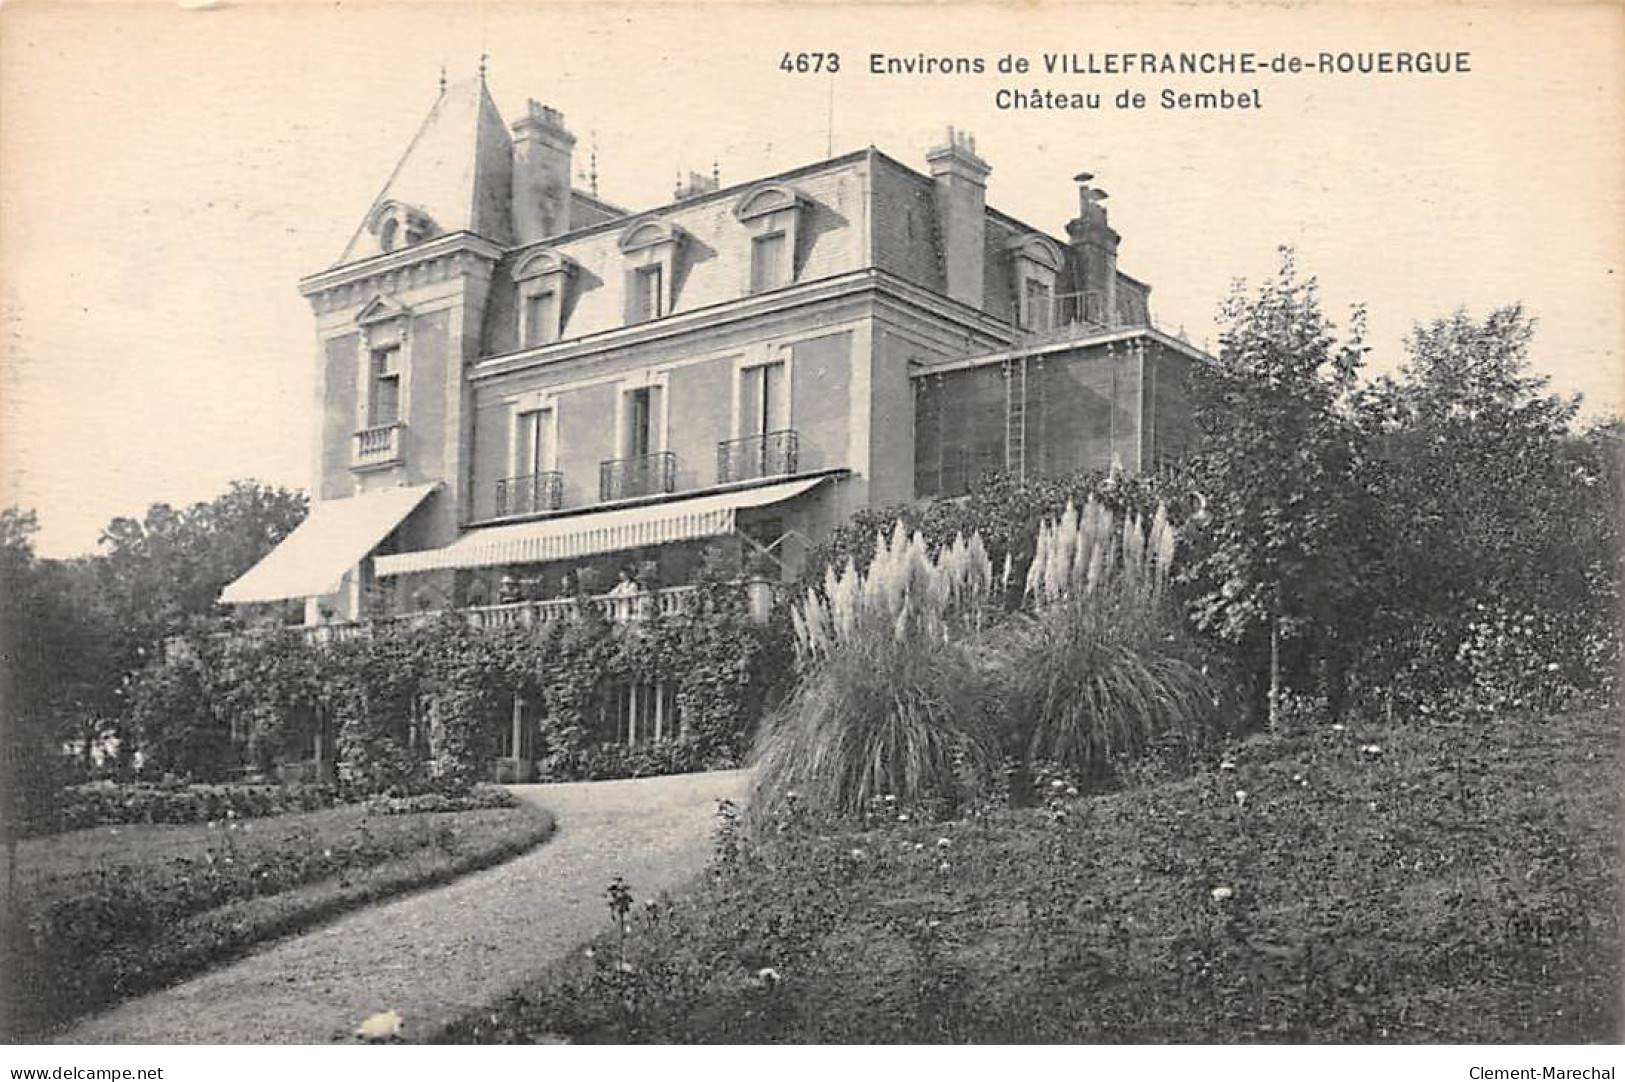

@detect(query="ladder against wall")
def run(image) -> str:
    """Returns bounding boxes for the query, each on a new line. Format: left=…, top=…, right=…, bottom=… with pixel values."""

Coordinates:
left=1003, top=355, right=1028, bottom=480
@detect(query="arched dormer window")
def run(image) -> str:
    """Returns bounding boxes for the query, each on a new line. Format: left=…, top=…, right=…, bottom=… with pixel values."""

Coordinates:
left=1007, top=233, right=1066, bottom=332
left=733, top=184, right=808, bottom=295
left=365, top=200, right=439, bottom=255
left=512, top=248, right=579, bottom=347
left=617, top=219, right=686, bottom=325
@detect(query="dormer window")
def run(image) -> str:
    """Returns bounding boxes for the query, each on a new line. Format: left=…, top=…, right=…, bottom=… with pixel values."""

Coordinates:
left=631, top=264, right=664, bottom=323
left=512, top=248, right=578, bottom=347
left=365, top=200, right=438, bottom=256
left=618, top=220, right=686, bottom=326
left=734, top=184, right=807, bottom=295
left=1007, top=234, right=1066, bottom=332
left=751, top=232, right=788, bottom=293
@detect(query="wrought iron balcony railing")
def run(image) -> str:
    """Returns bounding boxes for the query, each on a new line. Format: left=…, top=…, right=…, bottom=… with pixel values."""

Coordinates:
left=353, top=422, right=404, bottom=469
left=494, top=471, right=564, bottom=516
left=599, top=451, right=677, bottom=501
left=716, top=429, right=799, bottom=484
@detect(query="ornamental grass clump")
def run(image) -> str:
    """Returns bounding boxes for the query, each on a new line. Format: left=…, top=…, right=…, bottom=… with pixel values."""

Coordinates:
left=755, top=523, right=1004, bottom=816
left=1000, top=497, right=1210, bottom=781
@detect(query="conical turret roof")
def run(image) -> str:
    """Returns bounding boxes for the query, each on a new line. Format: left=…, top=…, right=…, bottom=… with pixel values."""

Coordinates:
left=337, top=77, right=514, bottom=264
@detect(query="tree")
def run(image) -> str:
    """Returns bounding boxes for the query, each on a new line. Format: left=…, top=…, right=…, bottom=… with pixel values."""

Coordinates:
left=1356, top=306, right=1618, bottom=699
left=94, top=480, right=307, bottom=659
left=1182, top=249, right=1371, bottom=725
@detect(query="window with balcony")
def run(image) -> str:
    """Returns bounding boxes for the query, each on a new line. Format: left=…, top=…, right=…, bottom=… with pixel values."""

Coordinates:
left=498, top=405, right=561, bottom=515
left=368, top=346, right=401, bottom=426
left=602, top=381, right=674, bottom=500
left=721, top=356, right=797, bottom=483
left=351, top=296, right=410, bottom=470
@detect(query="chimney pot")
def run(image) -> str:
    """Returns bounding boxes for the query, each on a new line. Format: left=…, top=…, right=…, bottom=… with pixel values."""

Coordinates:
left=511, top=101, right=576, bottom=243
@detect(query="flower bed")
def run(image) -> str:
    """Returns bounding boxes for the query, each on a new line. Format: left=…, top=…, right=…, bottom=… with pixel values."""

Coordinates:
left=443, top=705, right=1618, bottom=1044
left=1, top=799, right=554, bottom=1038
left=44, top=780, right=346, bottom=835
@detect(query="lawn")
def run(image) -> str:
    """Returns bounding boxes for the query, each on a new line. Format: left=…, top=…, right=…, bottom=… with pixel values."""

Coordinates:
left=445, top=705, right=1619, bottom=1043
left=1, top=795, right=554, bottom=1040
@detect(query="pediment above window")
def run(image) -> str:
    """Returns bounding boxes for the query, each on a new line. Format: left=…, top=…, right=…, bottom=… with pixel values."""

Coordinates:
left=1007, top=233, right=1065, bottom=274
left=365, top=200, right=440, bottom=254
left=512, top=247, right=578, bottom=283
left=356, top=294, right=412, bottom=327
left=733, top=184, right=807, bottom=222
left=617, top=218, right=686, bottom=255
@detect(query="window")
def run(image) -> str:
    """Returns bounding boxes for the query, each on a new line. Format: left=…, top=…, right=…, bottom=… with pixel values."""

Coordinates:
left=1023, top=278, right=1054, bottom=332
left=515, top=407, right=555, bottom=475
left=368, top=346, right=401, bottom=426
left=750, top=232, right=788, bottom=293
left=630, top=264, right=664, bottom=323
left=1007, top=233, right=1065, bottom=334
left=604, top=682, right=680, bottom=746
left=739, top=360, right=787, bottom=437
left=522, top=290, right=557, bottom=347
left=625, top=386, right=654, bottom=458
left=733, top=185, right=805, bottom=296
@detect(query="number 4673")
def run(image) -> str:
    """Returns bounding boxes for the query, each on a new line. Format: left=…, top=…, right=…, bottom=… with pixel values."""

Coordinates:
left=780, top=52, right=840, bottom=74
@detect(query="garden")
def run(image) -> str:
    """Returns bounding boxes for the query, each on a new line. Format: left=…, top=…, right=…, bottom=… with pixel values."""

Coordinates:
left=1, top=252, right=1618, bottom=1044
left=446, top=703, right=1617, bottom=1044
left=439, top=259, right=1619, bottom=1043
left=1, top=788, right=552, bottom=1038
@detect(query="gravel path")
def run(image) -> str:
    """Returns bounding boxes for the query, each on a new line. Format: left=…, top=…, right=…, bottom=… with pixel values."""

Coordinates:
left=57, top=770, right=751, bottom=1044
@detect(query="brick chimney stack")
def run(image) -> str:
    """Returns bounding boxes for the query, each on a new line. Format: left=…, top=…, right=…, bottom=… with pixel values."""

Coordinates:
left=925, top=127, right=991, bottom=308
left=1066, top=172, right=1119, bottom=326
left=511, top=101, right=576, bottom=244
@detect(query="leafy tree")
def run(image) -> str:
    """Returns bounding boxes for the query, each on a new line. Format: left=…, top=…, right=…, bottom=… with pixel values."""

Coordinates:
left=0, top=510, right=115, bottom=866
left=1356, top=306, right=1619, bottom=700
left=1181, top=249, right=1371, bottom=725
left=94, top=480, right=307, bottom=662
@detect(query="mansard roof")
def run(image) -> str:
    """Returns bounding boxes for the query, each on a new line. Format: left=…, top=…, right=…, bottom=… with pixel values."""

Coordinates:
left=337, top=77, right=515, bottom=265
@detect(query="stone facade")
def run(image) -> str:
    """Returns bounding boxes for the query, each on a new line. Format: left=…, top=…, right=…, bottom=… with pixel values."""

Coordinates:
left=284, top=76, right=1204, bottom=621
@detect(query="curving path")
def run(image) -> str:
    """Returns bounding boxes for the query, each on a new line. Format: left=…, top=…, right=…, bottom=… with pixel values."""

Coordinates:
left=57, top=770, right=751, bottom=1044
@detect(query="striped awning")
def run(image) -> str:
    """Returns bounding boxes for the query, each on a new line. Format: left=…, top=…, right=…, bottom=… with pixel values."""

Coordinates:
left=374, top=475, right=832, bottom=577
left=220, top=482, right=439, bottom=604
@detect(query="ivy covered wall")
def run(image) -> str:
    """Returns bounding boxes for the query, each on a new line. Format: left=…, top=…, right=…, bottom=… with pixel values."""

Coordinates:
left=132, top=582, right=791, bottom=789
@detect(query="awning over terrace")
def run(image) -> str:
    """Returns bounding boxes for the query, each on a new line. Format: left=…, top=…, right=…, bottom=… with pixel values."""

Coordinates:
left=220, top=482, right=440, bottom=604
left=373, top=475, right=833, bottom=577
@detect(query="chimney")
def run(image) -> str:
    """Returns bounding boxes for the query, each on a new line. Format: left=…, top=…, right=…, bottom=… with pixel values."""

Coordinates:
left=673, top=169, right=718, bottom=201
left=924, top=127, right=990, bottom=307
left=1065, top=172, right=1119, bottom=326
left=511, top=101, right=576, bottom=244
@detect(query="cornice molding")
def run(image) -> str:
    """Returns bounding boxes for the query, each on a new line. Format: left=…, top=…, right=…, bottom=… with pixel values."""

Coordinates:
left=299, top=232, right=505, bottom=310
left=469, top=268, right=1013, bottom=383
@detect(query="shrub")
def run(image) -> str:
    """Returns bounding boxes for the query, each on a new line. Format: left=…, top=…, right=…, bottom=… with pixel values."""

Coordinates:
left=45, top=781, right=344, bottom=834
left=996, top=498, right=1213, bottom=782
left=753, top=524, right=1005, bottom=815
left=366, top=784, right=517, bottom=815
left=538, top=740, right=729, bottom=782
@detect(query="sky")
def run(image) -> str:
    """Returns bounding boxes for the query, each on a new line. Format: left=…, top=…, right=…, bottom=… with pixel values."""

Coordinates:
left=2, top=1, right=1620, bottom=558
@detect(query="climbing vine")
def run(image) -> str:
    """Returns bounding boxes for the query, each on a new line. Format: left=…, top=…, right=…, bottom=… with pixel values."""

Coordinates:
left=129, top=596, right=791, bottom=790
